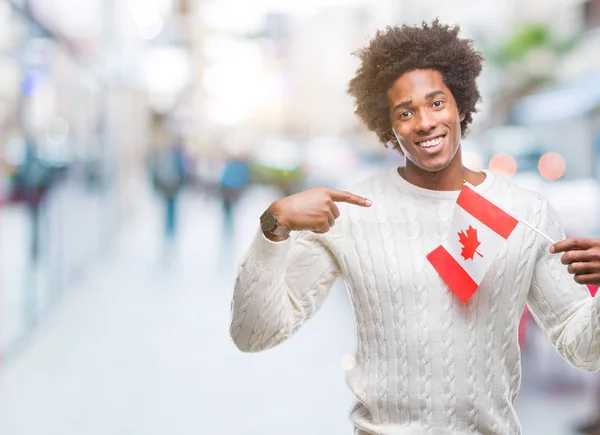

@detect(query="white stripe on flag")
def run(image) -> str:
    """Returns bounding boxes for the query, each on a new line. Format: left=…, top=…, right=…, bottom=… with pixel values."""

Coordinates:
left=444, top=205, right=508, bottom=285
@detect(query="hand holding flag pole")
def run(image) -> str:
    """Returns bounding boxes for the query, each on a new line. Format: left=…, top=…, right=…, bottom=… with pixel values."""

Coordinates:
left=459, top=180, right=555, bottom=245
left=427, top=182, right=555, bottom=302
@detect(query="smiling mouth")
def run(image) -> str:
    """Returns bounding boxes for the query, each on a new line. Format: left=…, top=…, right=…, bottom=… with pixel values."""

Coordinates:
left=415, top=134, right=446, bottom=148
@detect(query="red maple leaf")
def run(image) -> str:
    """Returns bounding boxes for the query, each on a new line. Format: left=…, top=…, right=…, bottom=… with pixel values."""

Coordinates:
left=458, top=225, right=483, bottom=260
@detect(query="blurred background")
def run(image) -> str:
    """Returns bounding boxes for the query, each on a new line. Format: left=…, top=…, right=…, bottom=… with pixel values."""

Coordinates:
left=0, top=0, right=598, bottom=434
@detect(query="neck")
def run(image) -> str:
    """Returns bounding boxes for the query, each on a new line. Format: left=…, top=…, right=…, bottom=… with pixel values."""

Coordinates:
left=399, top=148, right=484, bottom=191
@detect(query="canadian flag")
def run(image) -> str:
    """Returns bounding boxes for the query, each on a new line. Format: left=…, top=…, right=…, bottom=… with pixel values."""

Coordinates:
left=426, top=183, right=519, bottom=302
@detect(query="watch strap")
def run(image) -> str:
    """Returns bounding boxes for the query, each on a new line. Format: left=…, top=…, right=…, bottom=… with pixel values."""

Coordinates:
left=270, top=224, right=291, bottom=238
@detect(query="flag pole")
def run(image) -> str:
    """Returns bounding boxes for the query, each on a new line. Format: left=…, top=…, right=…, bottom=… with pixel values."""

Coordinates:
left=517, top=219, right=556, bottom=245
left=462, top=181, right=556, bottom=245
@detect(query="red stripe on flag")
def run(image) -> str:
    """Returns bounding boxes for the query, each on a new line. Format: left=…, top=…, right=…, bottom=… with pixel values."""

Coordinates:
left=456, top=186, right=518, bottom=239
left=427, top=245, right=479, bottom=303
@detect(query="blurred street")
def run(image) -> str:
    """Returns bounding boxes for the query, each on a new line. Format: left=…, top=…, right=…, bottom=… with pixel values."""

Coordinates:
left=0, top=185, right=361, bottom=435
left=1, top=0, right=600, bottom=433
left=0, top=186, right=595, bottom=435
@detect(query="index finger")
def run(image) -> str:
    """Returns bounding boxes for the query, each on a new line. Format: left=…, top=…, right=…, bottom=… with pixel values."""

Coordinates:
left=328, top=190, right=372, bottom=207
left=551, top=237, right=595, bottom=254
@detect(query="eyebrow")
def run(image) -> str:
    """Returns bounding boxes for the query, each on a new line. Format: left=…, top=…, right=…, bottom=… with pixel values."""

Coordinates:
left=392, top=89, right=447, bottom=114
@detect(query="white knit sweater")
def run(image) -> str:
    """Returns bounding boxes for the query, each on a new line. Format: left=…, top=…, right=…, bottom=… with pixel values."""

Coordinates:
left=230, top=167, right=600, bottom=435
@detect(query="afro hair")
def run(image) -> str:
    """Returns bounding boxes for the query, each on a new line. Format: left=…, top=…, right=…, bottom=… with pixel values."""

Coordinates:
left=347, top=19, right=484, bottom=152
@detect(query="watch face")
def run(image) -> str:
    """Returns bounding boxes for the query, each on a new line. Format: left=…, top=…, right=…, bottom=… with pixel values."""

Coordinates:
left=260, top=211, right=277, bottom=232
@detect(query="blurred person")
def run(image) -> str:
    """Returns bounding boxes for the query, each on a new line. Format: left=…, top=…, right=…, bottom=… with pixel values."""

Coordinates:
left=149, top=134, right=186, bottom=259
left=229, top=20, right=600, bottom=434
left=10, top=143, right=57, bottom=329
left=12, top=143, right=54, bottom=262
left=219, top=157, right=250, bottom=236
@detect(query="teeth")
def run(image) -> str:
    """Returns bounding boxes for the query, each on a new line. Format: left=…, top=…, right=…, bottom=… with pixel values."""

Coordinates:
left=417, top=136, right=444, bottom=148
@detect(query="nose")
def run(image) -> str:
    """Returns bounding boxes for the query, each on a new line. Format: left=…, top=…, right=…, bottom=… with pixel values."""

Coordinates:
left=415, top=110, right=436, bottom=133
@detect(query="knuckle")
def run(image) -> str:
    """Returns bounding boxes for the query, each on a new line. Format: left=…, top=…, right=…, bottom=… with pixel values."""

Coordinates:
left=568, top=238, right=579, bottom=247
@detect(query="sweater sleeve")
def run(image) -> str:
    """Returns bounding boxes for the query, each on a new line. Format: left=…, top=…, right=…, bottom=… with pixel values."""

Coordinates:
left=527, top=199, right=600, bottom=372
left=229, top=227, right=342, bottom=352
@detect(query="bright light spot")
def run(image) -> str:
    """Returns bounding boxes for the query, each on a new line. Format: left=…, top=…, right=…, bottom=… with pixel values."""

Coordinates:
left=127, top=0, right=165, bottom=40
left=135, top=11, right=164, bottom=40
left=304, top=138, right=358, bottom=176
left=142, top=47, right=191, bottom=94
left=538, top=152, right=566, bottom=181
left=202, top=42, right=268, bottom=125
left=202, top=35, right=244, bottom=61
left=0, top=2, right=11, bottom=42
left=46, top=117, right=70, bottom=144
left=200, top=1, right=264, bottom=33
left=201, top=0, right=369, bottom=26
left=202, top=42, right=263, bottom=95
left=488, top=153, right=517, bottom=176
left=462, top=149, right=484, bottom=170
left=253, top=139, right=302, bottom=170
left=205, top=98, right=248, bottom=126
left=341, top=355, right=356, bottom=371
left=127, top=0, right=172, bottom=16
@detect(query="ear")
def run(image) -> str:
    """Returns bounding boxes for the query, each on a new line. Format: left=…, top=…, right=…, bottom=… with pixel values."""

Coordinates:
left=459, top=112, right=466, bottom=122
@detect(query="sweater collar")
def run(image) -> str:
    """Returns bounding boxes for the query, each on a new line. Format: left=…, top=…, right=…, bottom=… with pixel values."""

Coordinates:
left=389, top=166, right=495, bottom=199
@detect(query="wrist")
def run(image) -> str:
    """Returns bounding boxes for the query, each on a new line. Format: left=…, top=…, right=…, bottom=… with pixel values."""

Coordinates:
left=263, top=231, right=288, bottom=242
left=267, top=200, right=284, bottom=223
left=260, top=202, right=291, bottom=240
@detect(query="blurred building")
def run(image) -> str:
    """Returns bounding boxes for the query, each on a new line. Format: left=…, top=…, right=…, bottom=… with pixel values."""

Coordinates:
left=0, top=0, right=194, bottom=363
left=509, top=0, right=600, bottom=180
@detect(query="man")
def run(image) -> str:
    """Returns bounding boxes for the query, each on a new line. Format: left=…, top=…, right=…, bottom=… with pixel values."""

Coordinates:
left=149, top=126, right=187, bottom=262
left=229, top=20, right=600, bottom=434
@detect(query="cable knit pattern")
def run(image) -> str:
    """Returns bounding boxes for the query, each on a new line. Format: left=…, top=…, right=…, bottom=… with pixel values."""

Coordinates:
left=351, top=203, right=380, bottom=420
left=500, top=191, right=528, bottom=423
left=485, top=244, right=507, bottom=434
left=465, top=291, right=480, bottom=432
left=437, top=199, right=457, bottom=431
left=230, top=167, right=600, bottom=435
left=385, top=180, right=411, bottom=425
left=405, top=192, right=433, bottom=430
left=507, top=194, right=539, bottom=408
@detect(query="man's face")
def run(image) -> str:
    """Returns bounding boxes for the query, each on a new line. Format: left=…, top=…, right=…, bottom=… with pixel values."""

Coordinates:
left=387, top=69, right=465, bottom=172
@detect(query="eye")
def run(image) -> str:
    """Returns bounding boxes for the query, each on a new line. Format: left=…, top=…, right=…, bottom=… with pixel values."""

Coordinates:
left=432, top=100, right=444, bottom=108
left=398, top=111, right=412, bottom=120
